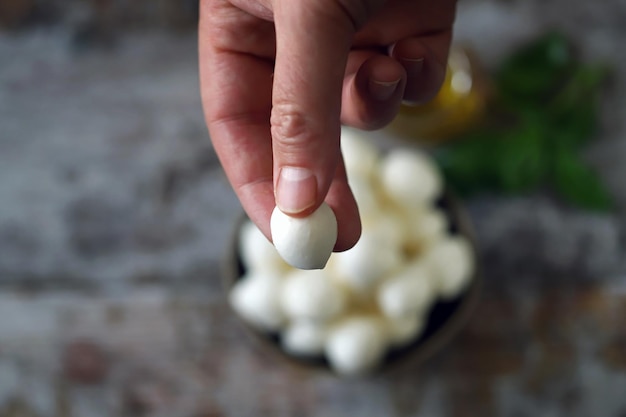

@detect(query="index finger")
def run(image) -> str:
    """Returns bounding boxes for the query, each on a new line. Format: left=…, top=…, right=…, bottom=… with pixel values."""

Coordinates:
left=270, top=0, right=372, bottom=247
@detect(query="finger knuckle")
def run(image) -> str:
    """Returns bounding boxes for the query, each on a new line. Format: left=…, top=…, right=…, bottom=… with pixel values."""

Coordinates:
left=270, top=104, right=319, bottom=149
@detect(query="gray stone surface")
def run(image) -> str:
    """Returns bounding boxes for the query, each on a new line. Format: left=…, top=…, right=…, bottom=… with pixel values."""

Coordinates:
left=0, top=30, right=239, bottom=293
left=1, top=1, right=626, bottom=416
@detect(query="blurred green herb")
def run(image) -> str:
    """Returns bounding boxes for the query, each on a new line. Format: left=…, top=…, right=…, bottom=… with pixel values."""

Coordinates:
left=436, top=32, right=612, bottom=211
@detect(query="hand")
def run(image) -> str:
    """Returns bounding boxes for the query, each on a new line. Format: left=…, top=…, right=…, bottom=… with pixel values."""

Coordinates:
left=199, top=0, right=456, bottom=251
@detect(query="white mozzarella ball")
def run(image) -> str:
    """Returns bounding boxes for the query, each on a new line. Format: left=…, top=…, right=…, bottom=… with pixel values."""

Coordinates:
left=340, top=127, right=380, bottom=180
left=380, top=149, right=443, bottom=208
left=281, top=269, right=347, bottom=322
left=270, top=203, right=337, bottom=270
left=282, top=321, right=328, bottom=357
left=229, top=272, right=285, bottom=332
left=333, top=230, right=404, bottom=295
left=424, top=236, right=475, bottom=300
left=386, top=315, right=425, bottom=348
left=348, top=176, right=382, bottom=223
left=239, top=221, right=290, bottom=273
left=406, top=208, right=448, bottom=251
left=367, top=214, right=407, bottom=248
left=325, top=316, right=388, bottom=376
left=377, top=262, right=435, bottom=319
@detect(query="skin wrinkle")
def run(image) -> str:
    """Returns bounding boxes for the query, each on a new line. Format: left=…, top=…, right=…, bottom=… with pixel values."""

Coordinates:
left=270, top=107, right=319, bottom=150
left=203, top=7, right=276, bottom=56
left=230, top=0, right=274, bottom=20
left=202, top=55, right=272, bottom=130
left=318, top=0, right=378, bottom=32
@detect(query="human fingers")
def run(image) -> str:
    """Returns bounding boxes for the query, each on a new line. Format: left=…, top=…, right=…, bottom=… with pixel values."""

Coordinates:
left=270, top=0, right=379, bottom=215
left=340, top=50, right=407, bottom=130
left=390, top=31, right=452, bottom=105
left=325, top=159, right=361, bottom=252
left=199, top=0, right=277, bottom=239
left=269, top=0, right=381, bottom=248
left=351, top=0, right=456, bottom=104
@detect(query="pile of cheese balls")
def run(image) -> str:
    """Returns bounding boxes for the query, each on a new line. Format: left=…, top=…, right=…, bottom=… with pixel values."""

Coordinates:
left=230, top=128, right=475, bottom=376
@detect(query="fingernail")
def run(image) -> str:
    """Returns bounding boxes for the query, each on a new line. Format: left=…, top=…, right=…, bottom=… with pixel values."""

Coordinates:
left=276, top=167, right=317, bottom=214
left=368, top=78, right=400, bottom=101
left=401, top=57, right=424, bottom=77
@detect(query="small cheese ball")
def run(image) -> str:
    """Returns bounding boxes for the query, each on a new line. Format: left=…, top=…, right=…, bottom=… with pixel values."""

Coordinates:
left=332, top=230, right=404, bottom=295
left=340, top=127, right=380, bottom=181
left=367, top=214, right=407, bottom=249
left=229, top=272, right=285, bottom=332
left=380, top=149, right=443, bottom=209
left=348, top=176, right=383, bottom=224
left=270, top=203, right=337, bottom=270
left=239, top=221, right=290, bottom=274
left=377, top=262, right=435, bottom=319
left=424, top=236, right=475, bottom=300
left=281, top=269, right=347, bottom=322
left=405, top=208, right=448, bottom=253
left=325, top=316, right=389, bottom=376
left=282, top=321, right=328, bottom=357
left=386, top=314, right=425, bottom=348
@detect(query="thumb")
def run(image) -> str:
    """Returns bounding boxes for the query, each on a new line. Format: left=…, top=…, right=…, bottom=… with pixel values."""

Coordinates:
left=270, top=0, right=378, bottom=216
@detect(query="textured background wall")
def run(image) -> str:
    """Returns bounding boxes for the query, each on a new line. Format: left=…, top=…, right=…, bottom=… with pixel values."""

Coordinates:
left=1, top=1, right=626, bottom=416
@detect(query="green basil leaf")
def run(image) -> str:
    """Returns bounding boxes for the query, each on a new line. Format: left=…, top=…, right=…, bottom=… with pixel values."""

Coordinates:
left=437, top=132, right=501, bottom=195
left=547, top=103, right=597, bottom=149
left=496, top=32, right=574, bottom=100
left=436, top=32, right=613, bottom=212
left=495, top=121, right=548, bottom=193
left=552, top=147, right=612, bottom=211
